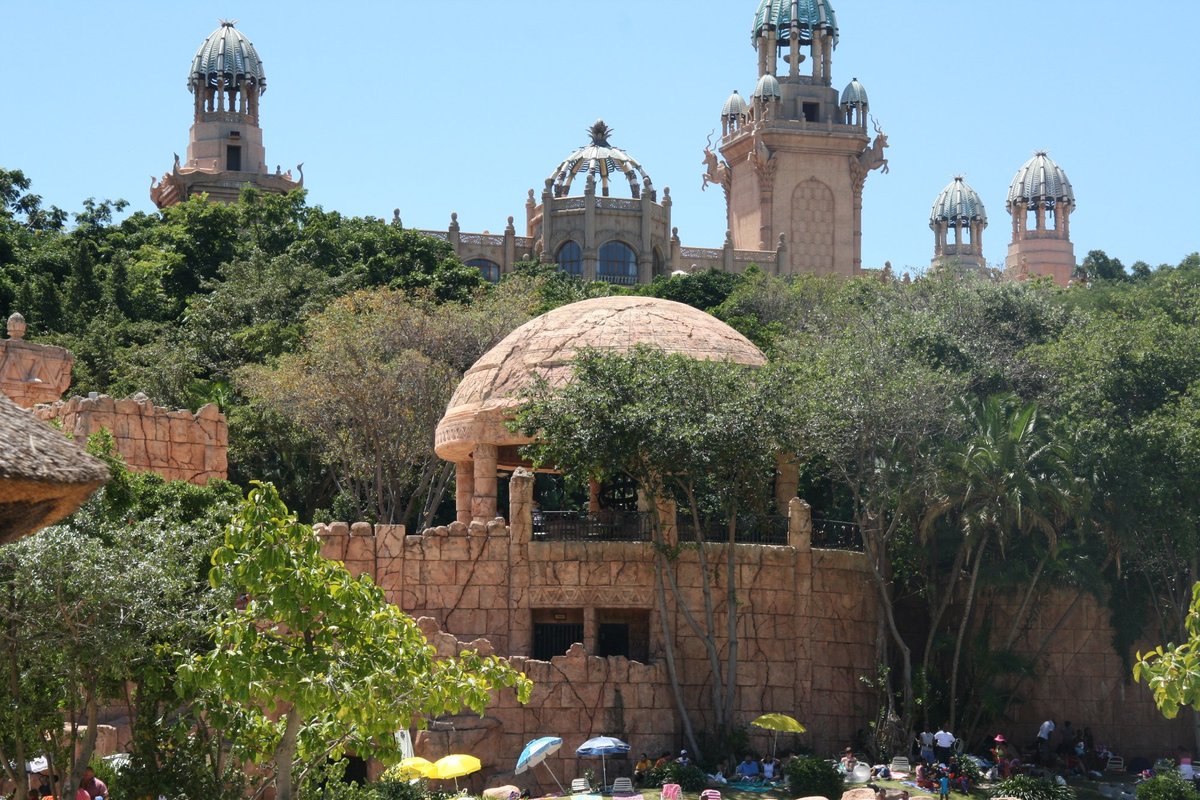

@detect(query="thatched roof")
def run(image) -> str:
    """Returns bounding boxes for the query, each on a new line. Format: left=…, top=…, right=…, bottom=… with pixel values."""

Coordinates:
left=0, top=393, right=108, bottom=544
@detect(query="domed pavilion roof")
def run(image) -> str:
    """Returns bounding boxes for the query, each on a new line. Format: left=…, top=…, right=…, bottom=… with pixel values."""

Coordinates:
left=840, top=77, right=868, bottom=109
left=1007, top=151, right=1075, bottom=209
left=752, top=0, right=838, bottom=48
left=549, top=120, right=651, bottom=197
left=753, top=74, right=782, bottom=100
left=190, top=20, right=266, bottom=93
left=434, top=296, right=767, bottom=461
left=722, top=90, right=749, bottom=119
left=931, top=177, right=987, bottom=226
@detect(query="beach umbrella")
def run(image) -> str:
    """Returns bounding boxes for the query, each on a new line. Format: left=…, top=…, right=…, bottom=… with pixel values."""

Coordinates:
left=432, top=754, right=482, bottom=791
left=751, top=713, right=807, bottom=757
left=516, top=736, right=565, bottom=793
left=576, top=736, right=629, bottom=789
left=398, top=756, right=436, bottom=778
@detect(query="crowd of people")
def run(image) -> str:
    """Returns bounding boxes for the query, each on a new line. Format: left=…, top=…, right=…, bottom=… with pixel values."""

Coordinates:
left=5, top=767, right=108, bottom=800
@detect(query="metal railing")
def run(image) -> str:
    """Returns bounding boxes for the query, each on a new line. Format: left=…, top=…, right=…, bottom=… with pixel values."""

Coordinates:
left=677, top=514, right=790, bottom=546
left=811, top=516, right=863, bottom=551
left=532, top=510, right=652, bottom=542
left=596, top=271, right=638, bottom=285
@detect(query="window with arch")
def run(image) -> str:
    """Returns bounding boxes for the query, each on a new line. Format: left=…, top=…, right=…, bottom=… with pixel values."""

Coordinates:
left=466, top=258, right=501, bottom=283
left=598, top=241, right=637, bottom=285
left=652, top=247, right=665, bottom=277
left=556, top=241, right=582, bottom=277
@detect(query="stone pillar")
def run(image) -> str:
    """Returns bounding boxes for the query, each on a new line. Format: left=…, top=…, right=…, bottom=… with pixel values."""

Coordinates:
left=455, top=461, right=474, bottom=524
left=471, top=444, right=498, bottom=523
left=588, top=478, right=602, bottom=514
left=789, top=22, right=801, bottom=77
left=449, top=212, right=461, bottom=252
left=584, top=176, right=597, bottom=281
left=504, top=216, right=516, bottom=274
left=788, top=497, right=812, bottom=550
left=656, top=496, right=678, bottom=547
left=723, top=230, right=734, bottom=272
left=775, top=454, right=799, bottom=515
left=584, top=606, right=598, bottom=654
left=640, top=185, right=653, bottom=283
left=509, top=467, right=534, bottom=545
left=541, top=180, right=554, bottom=259
left=671, top=227, right=682, bottom=272
left=776, top=233, right=788, bottom=275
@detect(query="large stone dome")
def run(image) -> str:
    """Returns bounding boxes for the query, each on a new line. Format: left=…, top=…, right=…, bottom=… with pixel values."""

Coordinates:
left=435, top=296, right=767, bottom=461
left=190, top=21, right=266, bottom=93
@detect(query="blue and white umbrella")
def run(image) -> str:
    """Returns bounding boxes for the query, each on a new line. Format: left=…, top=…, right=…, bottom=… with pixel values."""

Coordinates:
left=576, top=736, right=630, bottom=789
left=516, top=736, right=564, bottom=793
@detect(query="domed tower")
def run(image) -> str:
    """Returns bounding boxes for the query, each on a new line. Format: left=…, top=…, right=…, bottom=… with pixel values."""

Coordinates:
left=930, top=176, right=988, bottom=274
left=704, top=0, right=889, bottom=275
left=1004, top=152, right=1076, bottom=285
left=528, top=120, right=673, bottom=284
left=151, top=21, right=300, bottom=208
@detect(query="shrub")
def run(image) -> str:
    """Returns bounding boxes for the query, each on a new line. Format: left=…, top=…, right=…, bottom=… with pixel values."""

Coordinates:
left=645, top=762, right=708, bottom=792
left=1137, top=771, right=1200, bottom=800
left=988, top=776, right=1076, bottom=800
left=786, top=756, right=844, bottom=800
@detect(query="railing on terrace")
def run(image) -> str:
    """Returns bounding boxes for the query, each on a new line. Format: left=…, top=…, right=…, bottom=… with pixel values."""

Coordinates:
left=597, top=272, right=638, bottom=286
left=677, top=514, right=790, bottom=546
left=460, top=232, right=505, bottom=246
left=812, top=516, right=863, bottom=551
left=532, top=510, right=652, bottom=542
left=680, top=246, right=723, bottom=260
left=416, top=229, right=449, bottom=241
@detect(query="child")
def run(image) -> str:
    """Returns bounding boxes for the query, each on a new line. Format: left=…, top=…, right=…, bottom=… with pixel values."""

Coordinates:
left=939, top=773, right=950, bottom=800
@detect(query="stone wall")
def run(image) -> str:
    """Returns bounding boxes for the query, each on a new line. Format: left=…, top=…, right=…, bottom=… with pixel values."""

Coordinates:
left=996, top=591, right=1192, bottom=757
left=314, top=481, right=883, bottom=789
left=0, top=315, right=73, bottom=407
left=35, top=393, right=228, bottom=484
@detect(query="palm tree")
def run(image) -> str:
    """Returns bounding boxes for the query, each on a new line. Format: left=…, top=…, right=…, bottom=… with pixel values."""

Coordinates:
left=927, top=394, right=1074, bottom=729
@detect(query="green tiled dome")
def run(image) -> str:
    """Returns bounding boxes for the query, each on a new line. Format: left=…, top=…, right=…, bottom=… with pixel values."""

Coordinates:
left=752, top=74, right=782, bottom=100
left=931, top=177, right=987, bottom=226
left=753, top=0, right=838, bottom=48
left=1007, top=152, right=1075, bottom=209
left=190, top=21, right=266, bottom=92
left=840, top=78, right=868, bottom=109
left=722, top=90, right=749, bottom=119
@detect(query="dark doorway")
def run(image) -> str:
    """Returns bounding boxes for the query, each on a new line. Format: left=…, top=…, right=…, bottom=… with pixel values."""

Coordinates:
left=597, top=623, right=629, bottom=658
left=226, top=145, right=242, bottom=171
left=343, top=756, right=368, bottom=785
left=802, top=102, right=820, bottom=122
left=597, top=609, right=650, bottom=662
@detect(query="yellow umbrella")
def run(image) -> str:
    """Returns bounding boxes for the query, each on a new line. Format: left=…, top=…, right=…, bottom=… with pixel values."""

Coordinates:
left=751, top=713, right=807, bottom=757
left=398, top=757, right=436, bottom=778
left=432, top=754, right=482, bottom=789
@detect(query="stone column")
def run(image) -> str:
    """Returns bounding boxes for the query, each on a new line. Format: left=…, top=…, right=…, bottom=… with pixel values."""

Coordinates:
left=584, top=606, right=598, bottom=654
left=656, top=496, right=678, bottom=547
left=723, top=230, right=734, bottom=272
left=776, top=233, right=788, bottom=275
left=541, top=180, right=554, bottom=259
left=789, top=22, right=801, bottom=77
left=449, top=212, right=461, bottom=252
left=455, top=460, right=474, bottom=524
left=588, top=478, right=602, bottom=514
left=775, top=454, right=799, bottom=515
left=504, top=216, right=516, bottom=274
left=640, top=186, right=653, bottom=283
left=788, top=497, right=812, bottom=550
left=509, top=468, right=534, bottom=545
left=471, top=443, right=498, bottom=523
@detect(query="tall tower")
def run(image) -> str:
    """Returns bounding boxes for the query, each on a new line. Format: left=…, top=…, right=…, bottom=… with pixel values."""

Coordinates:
left=929, top=177, right=988, bottom=274
left=1004, top=152, right=1076, bottom=286
left=709, top=0, right=888, bottom=275
left=151, top=21, right=300, bottom=208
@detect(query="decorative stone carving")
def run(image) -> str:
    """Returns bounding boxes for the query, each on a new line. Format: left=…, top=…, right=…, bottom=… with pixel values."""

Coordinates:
left=528, top=586, right=654, bottom=608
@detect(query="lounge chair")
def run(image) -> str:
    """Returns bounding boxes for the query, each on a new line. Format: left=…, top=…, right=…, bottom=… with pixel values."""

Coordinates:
left=571, top=778, right=592, bottom=793
left=889, top=757, right=911, bottom=775
left=1106, top=757, right=1126, bottom=773
left=701, top=790, right=722, bottom=800
left=612, top=778, right=635, bottom=795
left=661, top=783, right=682, bottom=800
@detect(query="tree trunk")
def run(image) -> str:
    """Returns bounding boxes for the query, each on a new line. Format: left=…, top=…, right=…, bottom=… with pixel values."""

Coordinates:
left=949, top=531, right=989, bottom=729
left=677, top=482, right=727, bottom=733
left=921, top=538, right=969, bottom=729
left=860, top=515, right=914, bottom=733
left=655, top=548, right=701, bottom=760
left=274, top=705, right=302, bottom=800
left=68, top=684, right=101, bottom=799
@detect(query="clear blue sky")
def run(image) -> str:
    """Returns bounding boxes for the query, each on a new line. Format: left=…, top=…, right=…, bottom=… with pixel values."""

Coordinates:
left=3, top=1, right=1198, bottom=274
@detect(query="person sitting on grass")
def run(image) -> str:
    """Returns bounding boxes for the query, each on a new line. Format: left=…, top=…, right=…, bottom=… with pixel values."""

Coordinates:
left=840, top=748, right=858, bottom=773
left=736, top=754, right=763, bottom=783
left=762, top=756, right=782, bottom=782
left=634, top=753, right=653, bottom=786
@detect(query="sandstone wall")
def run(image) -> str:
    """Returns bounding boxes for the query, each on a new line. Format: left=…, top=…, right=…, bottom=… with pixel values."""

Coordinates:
left=35, top=393, right=228, bottom=484
left=314, top=512, right=883, bottom=787
left=0, top=336, right=73, bottom=407
left=994, top=591, right=1192, bottom=758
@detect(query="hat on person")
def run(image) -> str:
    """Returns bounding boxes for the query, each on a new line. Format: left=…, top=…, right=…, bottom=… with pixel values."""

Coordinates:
left=681, top=750, right=688, bottom=755
left=994, top=734, right=1006, bottom=743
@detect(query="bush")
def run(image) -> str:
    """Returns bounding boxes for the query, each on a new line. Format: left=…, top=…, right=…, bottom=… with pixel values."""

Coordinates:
left=644, top=762, right=708, bottom=792
left=988, top=776, right=1076, bottom=800
left=1137, top=771, right=1200, bottom=800
left=786, top=756, right=844, bottom=800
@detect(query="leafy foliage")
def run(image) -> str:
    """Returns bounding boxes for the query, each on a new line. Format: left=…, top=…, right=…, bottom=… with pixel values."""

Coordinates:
left=784, top=755, right=844, bottom=800
left=988, top=776, right=1076, bottom=800
left=1136, top=769, right=1200, bottom=800
left=644, top=762, right=709, bottom=792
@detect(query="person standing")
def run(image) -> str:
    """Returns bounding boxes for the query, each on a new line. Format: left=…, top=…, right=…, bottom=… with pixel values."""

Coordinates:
left=933, top=726, right=955, bottom=766
left=938, top=772, right=950, bottom=800
left=919, top=730, right=936, bottom=764
left=79, top=768, right=107, bottom=800
left=1037, top=719, right=1055, bottom=763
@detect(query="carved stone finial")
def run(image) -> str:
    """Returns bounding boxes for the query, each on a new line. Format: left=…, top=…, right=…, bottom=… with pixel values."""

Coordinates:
left=663, top=186, right=670, bottom=198
left=7, top=312, right=26, bottom=340
left=507, top=215, right=514, bottom=225
left=528, top=188, right=536, bottom=200
left=392, top=208, right=402, bottom=226
left=672, top=226, right=679, bottom=237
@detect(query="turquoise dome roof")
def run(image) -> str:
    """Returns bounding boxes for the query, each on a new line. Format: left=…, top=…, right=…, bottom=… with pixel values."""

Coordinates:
left=722, top=90, right=749, bottom=118
left=753, top=0, right=838, bottom=48
left=190, top=21, right=266, bottom=92
left=1007, top=152, right=1075, bottom=209
left=752, top=74, right=782, bottom=100
left=931, top=177, right=987, bottom=226
left=840, top=78, right=868, bottom=108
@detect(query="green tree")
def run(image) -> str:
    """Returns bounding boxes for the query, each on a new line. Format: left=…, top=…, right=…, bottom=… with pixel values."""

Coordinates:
left=515, top=346, right=788, bottom=757
left=182, top=483, right=531, bottom=800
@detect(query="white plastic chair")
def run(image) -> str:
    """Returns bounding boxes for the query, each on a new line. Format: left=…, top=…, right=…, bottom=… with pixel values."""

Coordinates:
left=571, top=778, right=591, bottom=793
left=889, top=757, right=911, bottom=774
left=661, top=783, right=682, bottom=800
left=611, top=778, right=635, bottom=795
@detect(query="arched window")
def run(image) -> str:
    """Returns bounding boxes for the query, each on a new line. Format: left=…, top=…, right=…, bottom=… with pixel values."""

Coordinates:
left=466, top=258, right=501, bottom=283
left=598, top=241, right=637, bottom=285
left=556, top=241, right=582, bottom=277
left=652, top=247, right=665, bottom=277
